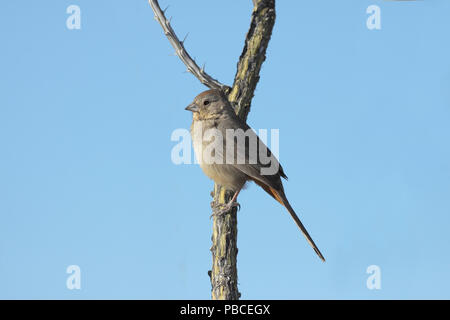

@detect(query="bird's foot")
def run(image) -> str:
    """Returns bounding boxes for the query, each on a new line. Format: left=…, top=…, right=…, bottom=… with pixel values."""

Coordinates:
left=210, top=201, right=241, bottom=219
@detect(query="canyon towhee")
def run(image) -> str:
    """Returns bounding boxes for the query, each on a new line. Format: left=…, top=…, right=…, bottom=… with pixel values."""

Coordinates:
left=186, top=89, right=325, bottom=262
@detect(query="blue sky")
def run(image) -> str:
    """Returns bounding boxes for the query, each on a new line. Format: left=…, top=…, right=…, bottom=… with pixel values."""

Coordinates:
left=1, top=0, right=449, bottom=299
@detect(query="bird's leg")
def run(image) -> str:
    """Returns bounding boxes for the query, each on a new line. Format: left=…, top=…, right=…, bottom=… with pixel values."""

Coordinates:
left=211, top=188, right=241, bottom=218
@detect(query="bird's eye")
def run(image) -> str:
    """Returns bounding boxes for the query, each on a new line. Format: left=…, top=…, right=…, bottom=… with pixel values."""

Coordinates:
left=203, top=100, right=210, bottom=106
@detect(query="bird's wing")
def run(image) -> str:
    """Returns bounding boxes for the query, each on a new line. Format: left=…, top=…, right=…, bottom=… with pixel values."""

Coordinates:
left=217, top=114, right=325, bottom=261
left=218, top=114, right=287, bottom=190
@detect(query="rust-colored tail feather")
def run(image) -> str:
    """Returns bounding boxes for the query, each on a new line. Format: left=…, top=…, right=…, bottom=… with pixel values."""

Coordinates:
left=253, top=179, right=325, bottom=262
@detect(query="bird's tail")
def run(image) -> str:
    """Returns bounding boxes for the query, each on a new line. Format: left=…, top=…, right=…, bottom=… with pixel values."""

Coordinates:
left=256, top=181, right=325, bottom=262
left=280, top=193, right=325, bottom=262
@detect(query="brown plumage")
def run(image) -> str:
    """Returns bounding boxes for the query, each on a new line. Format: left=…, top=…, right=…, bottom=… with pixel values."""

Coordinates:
left=186, top=89, right=325, bottom=262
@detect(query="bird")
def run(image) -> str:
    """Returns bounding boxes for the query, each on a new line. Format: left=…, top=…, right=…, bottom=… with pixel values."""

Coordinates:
left=185, top=89, right=325, bottom=262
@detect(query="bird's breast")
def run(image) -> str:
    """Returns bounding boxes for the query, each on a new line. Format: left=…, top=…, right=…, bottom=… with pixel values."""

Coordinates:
left=190, top=119, right=247, bottom=191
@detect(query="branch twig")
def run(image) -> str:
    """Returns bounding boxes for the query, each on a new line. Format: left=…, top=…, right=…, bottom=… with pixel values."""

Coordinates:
left=149, top=0, right=230, bottom=91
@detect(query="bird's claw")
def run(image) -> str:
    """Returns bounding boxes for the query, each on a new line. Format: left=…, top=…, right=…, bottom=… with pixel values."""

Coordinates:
left=210, top=201, right=240, bottom=219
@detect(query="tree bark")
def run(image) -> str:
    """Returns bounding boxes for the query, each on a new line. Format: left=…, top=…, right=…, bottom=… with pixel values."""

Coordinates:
left=209, top=0, right=276, bottom=300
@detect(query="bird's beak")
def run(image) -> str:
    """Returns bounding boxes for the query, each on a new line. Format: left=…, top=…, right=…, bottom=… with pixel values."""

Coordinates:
left=185, top=103, right=199, bottom=112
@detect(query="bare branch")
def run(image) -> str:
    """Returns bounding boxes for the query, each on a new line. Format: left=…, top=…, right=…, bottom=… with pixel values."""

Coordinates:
left=210, top=0, right=276, bottom=300
left=149, top=0, right=230, bottom=91
left=149, top=0, right=275, bottom=300
left=229, top=0, right=276, bottom=120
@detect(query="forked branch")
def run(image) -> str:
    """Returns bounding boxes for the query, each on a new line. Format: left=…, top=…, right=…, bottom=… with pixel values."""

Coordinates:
left=149, top=0, right=276, bottom=300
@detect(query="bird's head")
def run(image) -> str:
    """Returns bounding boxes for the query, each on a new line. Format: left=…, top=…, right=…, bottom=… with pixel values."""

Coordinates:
left=185, top=89, right=232, bottom=120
